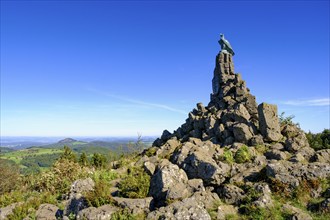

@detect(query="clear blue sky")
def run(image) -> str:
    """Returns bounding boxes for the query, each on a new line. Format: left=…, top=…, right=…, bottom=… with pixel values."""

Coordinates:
left=1, top=0, right=329, bottom=137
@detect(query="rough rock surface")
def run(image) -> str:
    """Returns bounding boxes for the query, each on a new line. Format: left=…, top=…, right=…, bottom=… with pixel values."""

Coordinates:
left=282, top=203, right=313, bottom=220
left=147, top=195, right=211, bottom=220
left=64, top=178, right=95, bottom=216
left=258, top=103, right=282, bottom=142
left=0, top=202, right=23, bottom=220
left=216, top=184, right=245, bottom=205
left=149, top=159, right=191, bottom=204
left=76, top=205, right=118, bottom=220
left=112, top=197, right=153, bottom=214
left=35, top=204, right=60, bottom=220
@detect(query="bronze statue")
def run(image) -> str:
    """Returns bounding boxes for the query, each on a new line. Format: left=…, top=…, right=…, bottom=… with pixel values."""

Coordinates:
left=218, top=34, right=235, bottom=56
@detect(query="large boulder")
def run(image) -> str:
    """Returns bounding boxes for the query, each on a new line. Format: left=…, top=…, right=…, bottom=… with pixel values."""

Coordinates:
left=171, top=142, right=230, bottom=185
left=35, top=204, right=60, bottom=220
left=76, top=205, right=118, bottom=220
left=266, top=161, right=330, bottom=192
left=64, top=178, right=95, bottom=216
left=251, top=183, right=273, bottom=208
left=282, top=203, right=312, bottom=220
left=232, top=123, right=253, bottom=144
left=146, top=195, right=211, bottom=220
left=112, top=197, right=153, bottom=215
left=311, top=149, right=330, bottom=163
left=258, top=103, right=282, bottom=142
left=216, top=184, right=245, bottom=205
left=149, top=159, right=191, bottom=203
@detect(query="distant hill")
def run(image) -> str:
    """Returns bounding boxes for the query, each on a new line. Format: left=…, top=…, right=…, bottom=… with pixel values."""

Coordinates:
left=58, top=138, right=79, bottom=144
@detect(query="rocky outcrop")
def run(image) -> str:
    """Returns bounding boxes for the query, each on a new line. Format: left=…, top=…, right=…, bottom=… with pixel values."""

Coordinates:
left=140, top=45, right=330, bottom=219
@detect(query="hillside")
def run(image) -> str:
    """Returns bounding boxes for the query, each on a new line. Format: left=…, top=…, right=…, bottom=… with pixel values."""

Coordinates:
left=0, top=38, right=329, bottom=220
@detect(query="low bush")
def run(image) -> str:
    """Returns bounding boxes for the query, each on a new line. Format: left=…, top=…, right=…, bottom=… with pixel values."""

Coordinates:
left=33, top=159, right=89, bottom=194
left=0, top=159, right=21, bottom=194
left=85, top=178, right=114, bottom=207
left=118, top=166, right=150, bottom=199
left=219, top=148, right=234, bottom=164
left=234, top=145, right=251, bottom=163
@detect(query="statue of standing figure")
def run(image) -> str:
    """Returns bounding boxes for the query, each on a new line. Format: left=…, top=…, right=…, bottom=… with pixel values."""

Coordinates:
left=218, top=34, right=235, bottom=56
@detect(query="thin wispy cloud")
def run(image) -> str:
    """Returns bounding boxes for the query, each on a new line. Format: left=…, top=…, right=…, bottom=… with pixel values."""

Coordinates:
left=86, top=88, right=187, bottom=115
left=281, top=98, right=330, bottom=106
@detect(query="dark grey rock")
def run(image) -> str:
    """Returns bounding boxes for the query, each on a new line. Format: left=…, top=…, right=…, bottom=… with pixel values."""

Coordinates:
left=149, top=159, right=190, bottom=202
left=112, top=197, right=153, bottom=214
left=264, top=149, right=288, bottom=160
left=312, top=149, right=330, bottom=163
left=147, top=195, right=211, bottom=220
left=64, top=178, right=95, bottom=216
left=76, top=205, right=118, bottom=220
left=282, top=203, right=312, bottom=220
left=216, top=184, right=245, bottom=205
left=258, top=102, right=282, bottom=142
left=35, top=204, right=60, bottom=220
left=232, top=123, right=253, bottom=144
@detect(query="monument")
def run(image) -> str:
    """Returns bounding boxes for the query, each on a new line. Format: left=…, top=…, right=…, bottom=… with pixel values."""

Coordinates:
left=218, top=33, right=235, bottom=56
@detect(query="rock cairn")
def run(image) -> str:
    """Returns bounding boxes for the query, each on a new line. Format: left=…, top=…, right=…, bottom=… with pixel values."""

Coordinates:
left=141, top=48, right=330, bottom=218
left=154, top=51, right=283, bottom=147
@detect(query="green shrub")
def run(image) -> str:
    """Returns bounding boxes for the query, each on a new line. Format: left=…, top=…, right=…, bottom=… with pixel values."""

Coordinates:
left=219, top=148, right=234, bottom=164
left=92, top=169, right=118, bottom=183
left=33, top=159, right=89, bottom=194
left=118, top=167, right=150, bottom=199
left=85, top=178, right=114, bottom=207
left=59, top=146, right=77, bottom=162
left=7, top=192, right=58, bottom=220
left=91, top=153, right=107, bottom=168
left=306, top=129, right=330, bottom=150
left=145, top=147, right=157, bottom=157
left=0, top=159, right=21, bottom=194
left=79, top=152, right=89, bottom=166
left=255, top=145, right=268, bottom=154
left=234, top=145, right=251, bottom=163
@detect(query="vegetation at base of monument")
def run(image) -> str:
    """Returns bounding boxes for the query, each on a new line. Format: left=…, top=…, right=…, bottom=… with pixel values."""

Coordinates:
left=306, top=129, right=330, bottom=150
left=218, top=148, right=235, bottom=164
left=118, top=166, right=151, bottom=199
left=207, top=200, right=223, bottom=219
left=234, top=145, right=251, bottom=163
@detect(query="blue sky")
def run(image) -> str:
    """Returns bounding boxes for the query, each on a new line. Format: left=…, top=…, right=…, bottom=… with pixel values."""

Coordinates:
left=1, top=0, right=329, bottom=137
